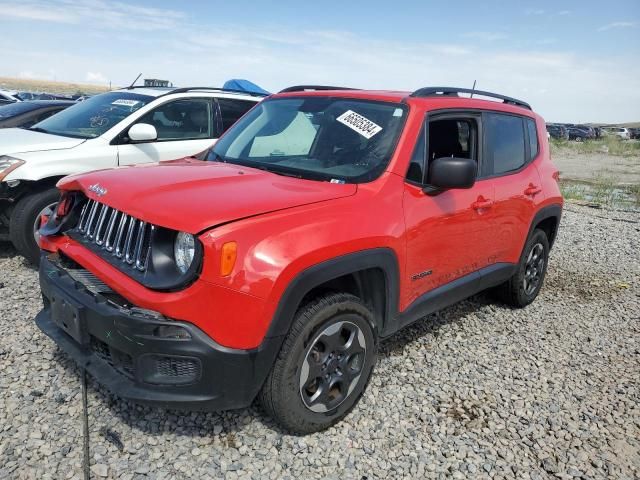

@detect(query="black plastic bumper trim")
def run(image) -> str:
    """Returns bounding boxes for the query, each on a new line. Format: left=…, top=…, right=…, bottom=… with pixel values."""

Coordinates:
left=36, top=254, right=282, bottom=411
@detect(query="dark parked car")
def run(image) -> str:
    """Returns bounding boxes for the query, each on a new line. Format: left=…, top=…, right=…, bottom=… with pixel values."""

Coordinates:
left=15, top=92, right=37, bottom=101
left=0, top=100, right=74, bottom=129
left=567, top=125, right=595, bottom=142
left=628, top=127, right=640, bottom=139
left=546, top=124, right=569, bottom=140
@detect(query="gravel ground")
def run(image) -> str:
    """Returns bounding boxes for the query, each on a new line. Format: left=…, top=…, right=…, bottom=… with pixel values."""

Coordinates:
left=0, top=203, right=638, bottom=480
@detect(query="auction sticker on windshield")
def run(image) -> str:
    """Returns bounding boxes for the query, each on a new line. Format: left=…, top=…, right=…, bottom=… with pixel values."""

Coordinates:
left=336, top=110, right=382, bottom=139
left=112, top=99, right=140, bottom=107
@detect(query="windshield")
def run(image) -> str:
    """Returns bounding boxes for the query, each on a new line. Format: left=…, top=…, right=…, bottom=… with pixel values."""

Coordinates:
left=0, top=102, right=42, bottom=118
left=206, top=97, right=407, bottom=183
left=32, top=92, right=152, bottom=138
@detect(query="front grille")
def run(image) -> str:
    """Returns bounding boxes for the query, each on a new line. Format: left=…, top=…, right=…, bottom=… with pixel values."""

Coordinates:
left=65, top=268, right=114, bottom=295
left=77, top=198, right=154, bottom=271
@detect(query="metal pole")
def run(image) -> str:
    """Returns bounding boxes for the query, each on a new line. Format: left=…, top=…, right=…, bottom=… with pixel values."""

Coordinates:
left=81, top=369, right=90, bottom=480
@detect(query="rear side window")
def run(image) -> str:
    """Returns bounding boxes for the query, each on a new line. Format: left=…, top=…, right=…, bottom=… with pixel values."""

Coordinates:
left=526, top=118, right=539, bottom=160
left=217, top=98, right=256, bottom=133
left=485, top=113, right=525, bottom=175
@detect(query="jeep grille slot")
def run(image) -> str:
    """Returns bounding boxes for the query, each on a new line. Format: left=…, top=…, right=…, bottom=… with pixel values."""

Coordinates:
left=77, top=198, right=153, bottom=272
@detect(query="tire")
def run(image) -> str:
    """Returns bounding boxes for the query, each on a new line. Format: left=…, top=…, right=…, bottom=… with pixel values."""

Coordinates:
left=9, top=188, right=60, bottom=266
left=259, top=293, right=377, bottom=434
left=494, top=228, right=549, bottom=308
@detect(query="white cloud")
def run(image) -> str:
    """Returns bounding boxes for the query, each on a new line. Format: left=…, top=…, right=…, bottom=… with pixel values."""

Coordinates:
left=2, top=9, right=639, bottom=123
left=3, top=3, right=73, bottom=22
left=598, top=21, right=638, bottom=32
left=1, top=0, right=186, bottom=30
left=525, top=9, right=546, bottom=15
left=86, top=72, right=107, bottom=83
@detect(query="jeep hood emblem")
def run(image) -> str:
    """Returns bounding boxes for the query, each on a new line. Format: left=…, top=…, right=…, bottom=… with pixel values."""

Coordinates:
left=88, top=183, right=107, bottom=197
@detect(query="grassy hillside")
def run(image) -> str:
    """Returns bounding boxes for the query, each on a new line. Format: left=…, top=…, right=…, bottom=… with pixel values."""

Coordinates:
left=0, top=77, right=110, bottom=96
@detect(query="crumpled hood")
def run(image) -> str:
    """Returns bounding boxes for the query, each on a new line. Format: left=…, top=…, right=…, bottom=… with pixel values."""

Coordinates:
left=59, top=158, right=357, bottom=233
left=0, top=128, right=86, bottom=155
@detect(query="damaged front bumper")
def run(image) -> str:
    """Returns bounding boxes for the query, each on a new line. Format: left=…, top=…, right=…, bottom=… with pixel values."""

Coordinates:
left=36, top=254, right=281, bottom=411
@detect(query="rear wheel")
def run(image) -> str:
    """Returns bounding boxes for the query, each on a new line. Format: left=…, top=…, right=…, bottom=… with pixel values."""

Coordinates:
left=494, top=229, right=549, bottom=308
left=259, top=293, right=377, bottom=434
left=9, top=188, right=59, bottom=266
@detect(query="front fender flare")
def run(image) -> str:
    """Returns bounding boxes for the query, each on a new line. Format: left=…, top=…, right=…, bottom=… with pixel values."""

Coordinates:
left=265, top=247, right=400, bottom=340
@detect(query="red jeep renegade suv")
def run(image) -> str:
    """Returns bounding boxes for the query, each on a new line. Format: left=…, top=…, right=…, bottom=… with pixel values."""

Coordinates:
left=36, top=86, right=562, bottom=433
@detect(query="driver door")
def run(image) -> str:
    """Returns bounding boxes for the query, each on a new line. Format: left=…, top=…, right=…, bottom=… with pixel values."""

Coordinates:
left=116, top=98, right=217, bottom=165
left=402, top=113, right=498, bottom=307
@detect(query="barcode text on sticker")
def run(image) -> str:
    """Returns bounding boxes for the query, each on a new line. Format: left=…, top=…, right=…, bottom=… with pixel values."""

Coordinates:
left=336, top=110, right=383, bottom=139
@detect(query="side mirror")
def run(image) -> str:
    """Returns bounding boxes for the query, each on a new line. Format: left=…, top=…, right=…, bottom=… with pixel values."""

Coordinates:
left=128, top=123, right=157, bottom=143
left=426, top=157, right=476, bottom=191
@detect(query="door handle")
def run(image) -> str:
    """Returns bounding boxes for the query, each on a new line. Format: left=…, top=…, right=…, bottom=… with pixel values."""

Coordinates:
left=472, top=198, right=493, bottom=210
left=524, top=184, right=542, bottom=196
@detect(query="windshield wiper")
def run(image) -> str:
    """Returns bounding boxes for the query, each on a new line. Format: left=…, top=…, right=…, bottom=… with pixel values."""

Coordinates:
left=29, top=127, right=50, bottom=134
left=269, top=169, right=303, bottom=179
left=248, top=163, right=303, bottom=178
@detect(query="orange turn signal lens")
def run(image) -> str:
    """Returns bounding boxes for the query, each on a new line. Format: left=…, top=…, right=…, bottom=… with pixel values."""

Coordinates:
left=220, top=242, right=237, bottom=276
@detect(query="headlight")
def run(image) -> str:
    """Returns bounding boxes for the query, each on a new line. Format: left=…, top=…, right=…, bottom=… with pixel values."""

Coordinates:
left=174, top=232, right=195, bottom=274
left=0, top=156, right=25, bottom=181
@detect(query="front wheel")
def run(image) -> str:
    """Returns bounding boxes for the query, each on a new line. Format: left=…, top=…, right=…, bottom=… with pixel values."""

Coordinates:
left=259, top=293, right=377, bottom=434
left=493, top=228, right=550, bottom=308
left=9, top=188, right=60, bottom=265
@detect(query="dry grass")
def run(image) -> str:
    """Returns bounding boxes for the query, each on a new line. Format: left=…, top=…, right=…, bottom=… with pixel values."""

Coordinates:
left=0, top=76, right=110, bottom=96
left=550, top=137, right=640, bottom=157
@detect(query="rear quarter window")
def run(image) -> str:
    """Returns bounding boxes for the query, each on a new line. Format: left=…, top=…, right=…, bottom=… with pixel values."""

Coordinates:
left=526, top=118, right=539, bottom=160
left=217, top=98, right=257, bottom=133
left=485, top=113, right=526, bottom=175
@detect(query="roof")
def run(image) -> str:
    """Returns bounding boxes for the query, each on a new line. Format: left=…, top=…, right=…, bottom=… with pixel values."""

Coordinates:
left=273, top=87, right=535, bottom=115
left=113, top=87, right=175, bottom=97
left=113, top=86, right=265, bottom=100
left=276, top=89, right=409, bottom=103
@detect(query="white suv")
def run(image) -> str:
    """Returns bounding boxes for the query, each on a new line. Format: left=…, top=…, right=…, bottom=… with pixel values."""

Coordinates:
left=603, top=127, right=630, bottom=140
left=0, top=86, right=264, bottom=263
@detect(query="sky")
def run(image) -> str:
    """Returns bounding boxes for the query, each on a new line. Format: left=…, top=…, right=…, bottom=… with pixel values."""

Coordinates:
left=2, top=0, right=639, bottom=123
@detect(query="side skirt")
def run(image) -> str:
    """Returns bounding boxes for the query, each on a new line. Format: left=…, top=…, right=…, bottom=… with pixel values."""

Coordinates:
left=385, top=262, right=516, bottom=336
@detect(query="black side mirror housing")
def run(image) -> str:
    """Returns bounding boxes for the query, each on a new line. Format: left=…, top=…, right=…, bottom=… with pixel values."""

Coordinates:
left=425, top=157, right=476, bottom=192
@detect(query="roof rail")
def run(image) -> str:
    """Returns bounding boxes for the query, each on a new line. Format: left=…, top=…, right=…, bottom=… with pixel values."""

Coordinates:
left=279, top=85, right=358, bottom=93
left=162, top=87, right=269, bottom=97
left=123, top=85, right=174, bottom=90
left=410, top=87, right=531, bottom=110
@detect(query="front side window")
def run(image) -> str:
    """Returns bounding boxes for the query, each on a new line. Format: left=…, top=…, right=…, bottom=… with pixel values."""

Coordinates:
left=217, top=98, right=257, bottom=133
left=428, top=119, right=474, bottom=161
left=207, top=97, right=407, bottom=183
left=136, top=98, right=213, bottom=141
left=485, top=113, right=525, bottom=175
left=33, top=92, right=152, bottom=139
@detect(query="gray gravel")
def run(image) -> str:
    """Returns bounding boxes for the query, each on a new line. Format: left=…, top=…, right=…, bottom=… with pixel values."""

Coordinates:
left=0, top=202, right=639, bottom=479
